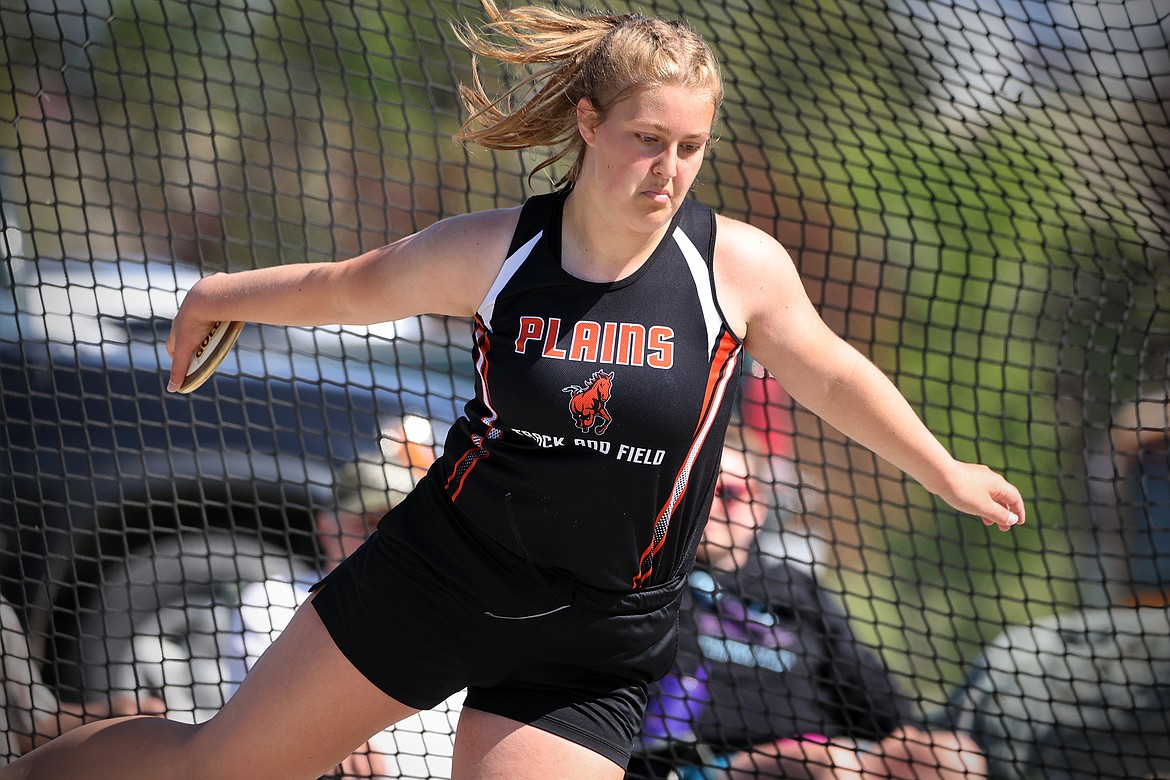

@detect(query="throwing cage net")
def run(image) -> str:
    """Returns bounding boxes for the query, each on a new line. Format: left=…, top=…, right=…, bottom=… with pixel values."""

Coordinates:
left=2, top=1, right=1169, bottom=778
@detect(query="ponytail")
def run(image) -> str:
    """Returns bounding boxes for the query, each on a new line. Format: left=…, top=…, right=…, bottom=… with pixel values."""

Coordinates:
left=453, top=1, right=722, bottom=186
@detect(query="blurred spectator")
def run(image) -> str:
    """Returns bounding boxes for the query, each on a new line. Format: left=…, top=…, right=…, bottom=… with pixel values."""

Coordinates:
left=2, top=595, right=165, bottom=765
left=632, top=394, right=1170, bottom=779
left=1084, top=390, right=1170, bottom=607
left=223, top=413, right=464, bottom=780
left=939, top=603, right=1170, bottom=780
left=738, top=365, right=825, bottom=567
left=628, top=433, right=985, bottom=780
left=2, top=594, right=65, bottom=764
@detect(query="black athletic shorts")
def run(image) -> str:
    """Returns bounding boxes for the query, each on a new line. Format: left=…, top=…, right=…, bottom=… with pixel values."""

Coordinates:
left=310, top=474, right=685, bottom=767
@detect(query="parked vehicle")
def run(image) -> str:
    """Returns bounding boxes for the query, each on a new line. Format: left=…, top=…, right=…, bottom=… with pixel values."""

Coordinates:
left=0, top=225, right=473, bottom=715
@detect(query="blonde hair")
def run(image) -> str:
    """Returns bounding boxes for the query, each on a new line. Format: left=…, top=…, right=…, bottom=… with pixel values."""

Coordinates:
left=453, top=1, right=723, bottom=186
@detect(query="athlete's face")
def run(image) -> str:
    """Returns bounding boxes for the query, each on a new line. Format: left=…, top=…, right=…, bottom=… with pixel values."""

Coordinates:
left=698, top=448, right=764, bottom=569
left=577, top=84, right=716, bottom=230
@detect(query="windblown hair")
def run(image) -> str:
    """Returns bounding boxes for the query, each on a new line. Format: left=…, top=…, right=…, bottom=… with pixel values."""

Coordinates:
left=453, top=1, right=723, bottom=186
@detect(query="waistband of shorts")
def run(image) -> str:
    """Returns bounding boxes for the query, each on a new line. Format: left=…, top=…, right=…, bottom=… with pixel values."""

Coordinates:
left=560, top=572, right=687, bottom=613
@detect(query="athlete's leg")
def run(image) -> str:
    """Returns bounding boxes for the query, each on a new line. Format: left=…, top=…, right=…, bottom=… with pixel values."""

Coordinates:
left=451, top=707, right=625, bottom=780
left=0, top=594, right=419, bottom=780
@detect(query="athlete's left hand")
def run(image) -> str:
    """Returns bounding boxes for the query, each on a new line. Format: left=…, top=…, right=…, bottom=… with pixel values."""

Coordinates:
left=933, top=461, right=1025, bottom=532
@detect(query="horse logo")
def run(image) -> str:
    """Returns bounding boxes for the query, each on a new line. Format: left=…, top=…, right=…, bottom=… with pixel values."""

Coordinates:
left=563, top=370, right=614, bottom=435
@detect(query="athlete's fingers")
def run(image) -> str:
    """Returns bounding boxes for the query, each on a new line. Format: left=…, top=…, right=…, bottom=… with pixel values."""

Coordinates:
left=982, top=505, right=1023, bottom=532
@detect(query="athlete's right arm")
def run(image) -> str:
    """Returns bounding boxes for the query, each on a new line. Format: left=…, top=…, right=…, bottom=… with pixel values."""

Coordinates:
left=166, top=207, right=521, bottom=391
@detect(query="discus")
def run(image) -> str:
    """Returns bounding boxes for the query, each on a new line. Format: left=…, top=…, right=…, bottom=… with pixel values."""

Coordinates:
left=176, top=320, right=245, bottom=394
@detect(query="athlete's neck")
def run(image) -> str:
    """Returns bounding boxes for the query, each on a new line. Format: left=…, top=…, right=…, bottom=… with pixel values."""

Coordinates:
left=560, top=187, right=672, bottom=283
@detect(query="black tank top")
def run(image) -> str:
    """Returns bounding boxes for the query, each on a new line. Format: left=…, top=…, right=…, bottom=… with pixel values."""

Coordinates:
left=436, top=189, right=742, bottom=590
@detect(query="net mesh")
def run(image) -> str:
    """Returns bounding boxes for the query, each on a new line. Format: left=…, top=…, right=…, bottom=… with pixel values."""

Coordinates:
left=2, top=1, right=1169, bottom=777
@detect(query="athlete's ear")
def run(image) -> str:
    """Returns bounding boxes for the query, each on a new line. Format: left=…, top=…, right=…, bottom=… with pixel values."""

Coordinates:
left=577, top=98, right=600, bottom=146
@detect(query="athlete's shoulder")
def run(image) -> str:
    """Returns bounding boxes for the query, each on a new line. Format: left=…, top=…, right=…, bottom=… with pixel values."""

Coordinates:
left=417, top=206, right=525, bottom=270
left=713, top=213, right=784, bottom=255
left=712, top=214, right=799, bottom=287
left=426, top=206, right=522, bottom=247
left=400, top=206, right=524, bottom=317
left=706, top=215, right=796, bottom=339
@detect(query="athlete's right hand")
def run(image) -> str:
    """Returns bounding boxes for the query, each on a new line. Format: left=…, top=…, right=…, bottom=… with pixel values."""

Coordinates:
left=166, top=276, right=222, bottom=392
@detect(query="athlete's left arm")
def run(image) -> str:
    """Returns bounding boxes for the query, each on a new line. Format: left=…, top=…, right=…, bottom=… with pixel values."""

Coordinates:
left=713, top=215, right=1024, bottom=532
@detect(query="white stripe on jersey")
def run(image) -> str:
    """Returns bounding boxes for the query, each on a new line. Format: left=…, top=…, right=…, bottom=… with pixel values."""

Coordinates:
left=673, top=226, right=722, bottom=356
left=477, top=231, right=543, bottom=329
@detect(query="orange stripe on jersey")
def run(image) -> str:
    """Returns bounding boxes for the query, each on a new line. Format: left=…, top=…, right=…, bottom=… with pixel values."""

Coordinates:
left=633, top=329, right=742, bottom=588
left=693, top=331, right=741, bottom=436
left=447, top=316, right=498, bottom=501
left=444, top=441, right=482, bottom=499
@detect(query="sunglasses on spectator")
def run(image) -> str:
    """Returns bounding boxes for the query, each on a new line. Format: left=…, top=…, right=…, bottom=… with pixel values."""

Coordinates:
left=715, top=479, right=749, bottom=502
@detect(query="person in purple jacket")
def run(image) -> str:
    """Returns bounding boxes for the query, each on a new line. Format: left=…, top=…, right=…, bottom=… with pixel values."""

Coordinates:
left=630, top=435, right=987, bottom=780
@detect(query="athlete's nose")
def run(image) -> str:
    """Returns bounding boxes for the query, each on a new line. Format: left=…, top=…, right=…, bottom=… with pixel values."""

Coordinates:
left=654, top=146, right=679, bottom=179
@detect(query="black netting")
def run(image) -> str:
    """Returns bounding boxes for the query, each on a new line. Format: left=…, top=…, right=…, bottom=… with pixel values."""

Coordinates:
left=2, top=1, right=1168, bottom=778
